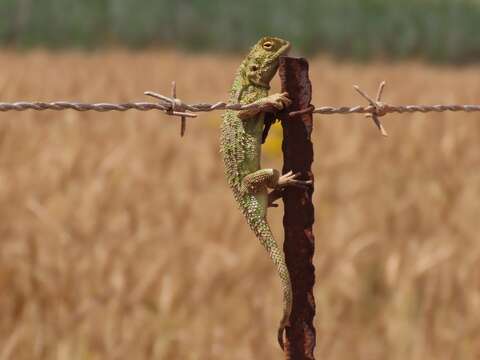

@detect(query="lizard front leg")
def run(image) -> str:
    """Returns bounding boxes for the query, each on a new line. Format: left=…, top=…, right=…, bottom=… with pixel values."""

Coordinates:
left=238, top=92, right=291, bottom=120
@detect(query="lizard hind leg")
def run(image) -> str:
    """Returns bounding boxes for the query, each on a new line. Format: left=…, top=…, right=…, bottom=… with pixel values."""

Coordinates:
left=241, top=168, right=281, bottom=194
left=242, top=169, right=313, bottom=195
left=278, top=170, right=313, bottom=189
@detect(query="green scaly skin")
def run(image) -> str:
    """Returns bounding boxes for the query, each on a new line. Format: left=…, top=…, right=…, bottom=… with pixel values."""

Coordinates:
left=220, top=37, right=292, bottom=350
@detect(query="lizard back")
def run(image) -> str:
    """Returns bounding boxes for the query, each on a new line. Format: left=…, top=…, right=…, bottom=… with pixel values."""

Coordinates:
left=220, top=68, right=267, bottom=206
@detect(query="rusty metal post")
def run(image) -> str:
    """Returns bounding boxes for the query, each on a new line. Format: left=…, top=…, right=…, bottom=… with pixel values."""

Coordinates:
left=278, top=57, right=316, bottom=360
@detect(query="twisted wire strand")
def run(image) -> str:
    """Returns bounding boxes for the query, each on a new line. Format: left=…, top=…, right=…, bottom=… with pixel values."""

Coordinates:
left=313, top=104, right=480, bottom=115
left=0, top=100, right=279, bottom=114
left=0, top=102, right=170, bottom=112
left=2, top=101, right=480, bottom=115
left=2, top=81, right=480, bottom=119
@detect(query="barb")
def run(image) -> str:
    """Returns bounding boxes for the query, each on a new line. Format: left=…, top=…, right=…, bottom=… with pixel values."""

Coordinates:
left=354, top=81, right=388, bottom=136
left=145, top=82, right=190, bottom=137
left=2, top=82, right=480, bottom=137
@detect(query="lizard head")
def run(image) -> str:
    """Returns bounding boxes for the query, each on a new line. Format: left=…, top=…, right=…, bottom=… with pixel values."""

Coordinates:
left=243, top=36, right=291, bottom=89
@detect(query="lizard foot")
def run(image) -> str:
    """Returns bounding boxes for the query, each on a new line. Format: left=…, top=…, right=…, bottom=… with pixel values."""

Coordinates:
left=277, top=170, right=312, bottom=189
left=238, top=92, right=292, bottom=120
left=263, top=92, right=292, bottom=111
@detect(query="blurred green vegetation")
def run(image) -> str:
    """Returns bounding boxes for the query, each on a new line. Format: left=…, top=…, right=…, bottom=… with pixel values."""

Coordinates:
left=2, top=0, right=480, bottom=62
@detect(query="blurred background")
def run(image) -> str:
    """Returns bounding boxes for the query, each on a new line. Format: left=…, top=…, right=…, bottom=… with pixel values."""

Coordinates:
left=3, top=0, right=480, bottom=62
left=1, top=1, right=480, bottom=359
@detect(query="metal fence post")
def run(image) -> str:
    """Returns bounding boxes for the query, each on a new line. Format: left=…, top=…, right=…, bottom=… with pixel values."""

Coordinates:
left=278, top=56, right=316, bottom=360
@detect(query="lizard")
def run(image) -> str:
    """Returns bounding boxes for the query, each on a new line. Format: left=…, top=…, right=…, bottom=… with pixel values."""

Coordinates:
left=220, top=36, right=312, bottom=350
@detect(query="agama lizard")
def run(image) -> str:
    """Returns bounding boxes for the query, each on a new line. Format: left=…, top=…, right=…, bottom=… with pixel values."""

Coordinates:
left=220, top=36, right=312, bottom=350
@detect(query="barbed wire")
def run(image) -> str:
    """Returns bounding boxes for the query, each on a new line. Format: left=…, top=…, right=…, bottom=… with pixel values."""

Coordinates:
left=1, top=81, right=480, bottom=137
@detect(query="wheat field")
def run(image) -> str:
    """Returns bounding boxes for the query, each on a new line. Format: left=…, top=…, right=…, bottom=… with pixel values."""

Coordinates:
left=1, top=50, right=480, bottom=360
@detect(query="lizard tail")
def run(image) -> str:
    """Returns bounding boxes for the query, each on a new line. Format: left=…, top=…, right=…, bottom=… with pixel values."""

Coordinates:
left=277, top=310, right=290, bottom=351
left=247, top=216, right=292, bottom=350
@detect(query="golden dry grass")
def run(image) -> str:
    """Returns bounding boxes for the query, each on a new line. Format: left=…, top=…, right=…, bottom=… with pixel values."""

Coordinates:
left=1, top=50, right=480, bottom=360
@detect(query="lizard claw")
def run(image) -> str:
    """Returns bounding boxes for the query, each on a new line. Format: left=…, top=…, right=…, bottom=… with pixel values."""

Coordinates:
left=277, top=171, right=312, bottom=189
left=267, top=92, right=292, bottom=110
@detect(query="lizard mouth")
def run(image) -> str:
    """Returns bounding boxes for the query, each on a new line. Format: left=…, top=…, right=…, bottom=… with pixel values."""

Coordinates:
left=279, top=41, right=291, bottom=57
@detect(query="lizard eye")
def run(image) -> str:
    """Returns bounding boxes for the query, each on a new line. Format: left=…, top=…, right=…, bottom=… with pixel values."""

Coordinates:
left=250, top=64, right=259, bottom=71
left=262, top=41, right=273, bottom=50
